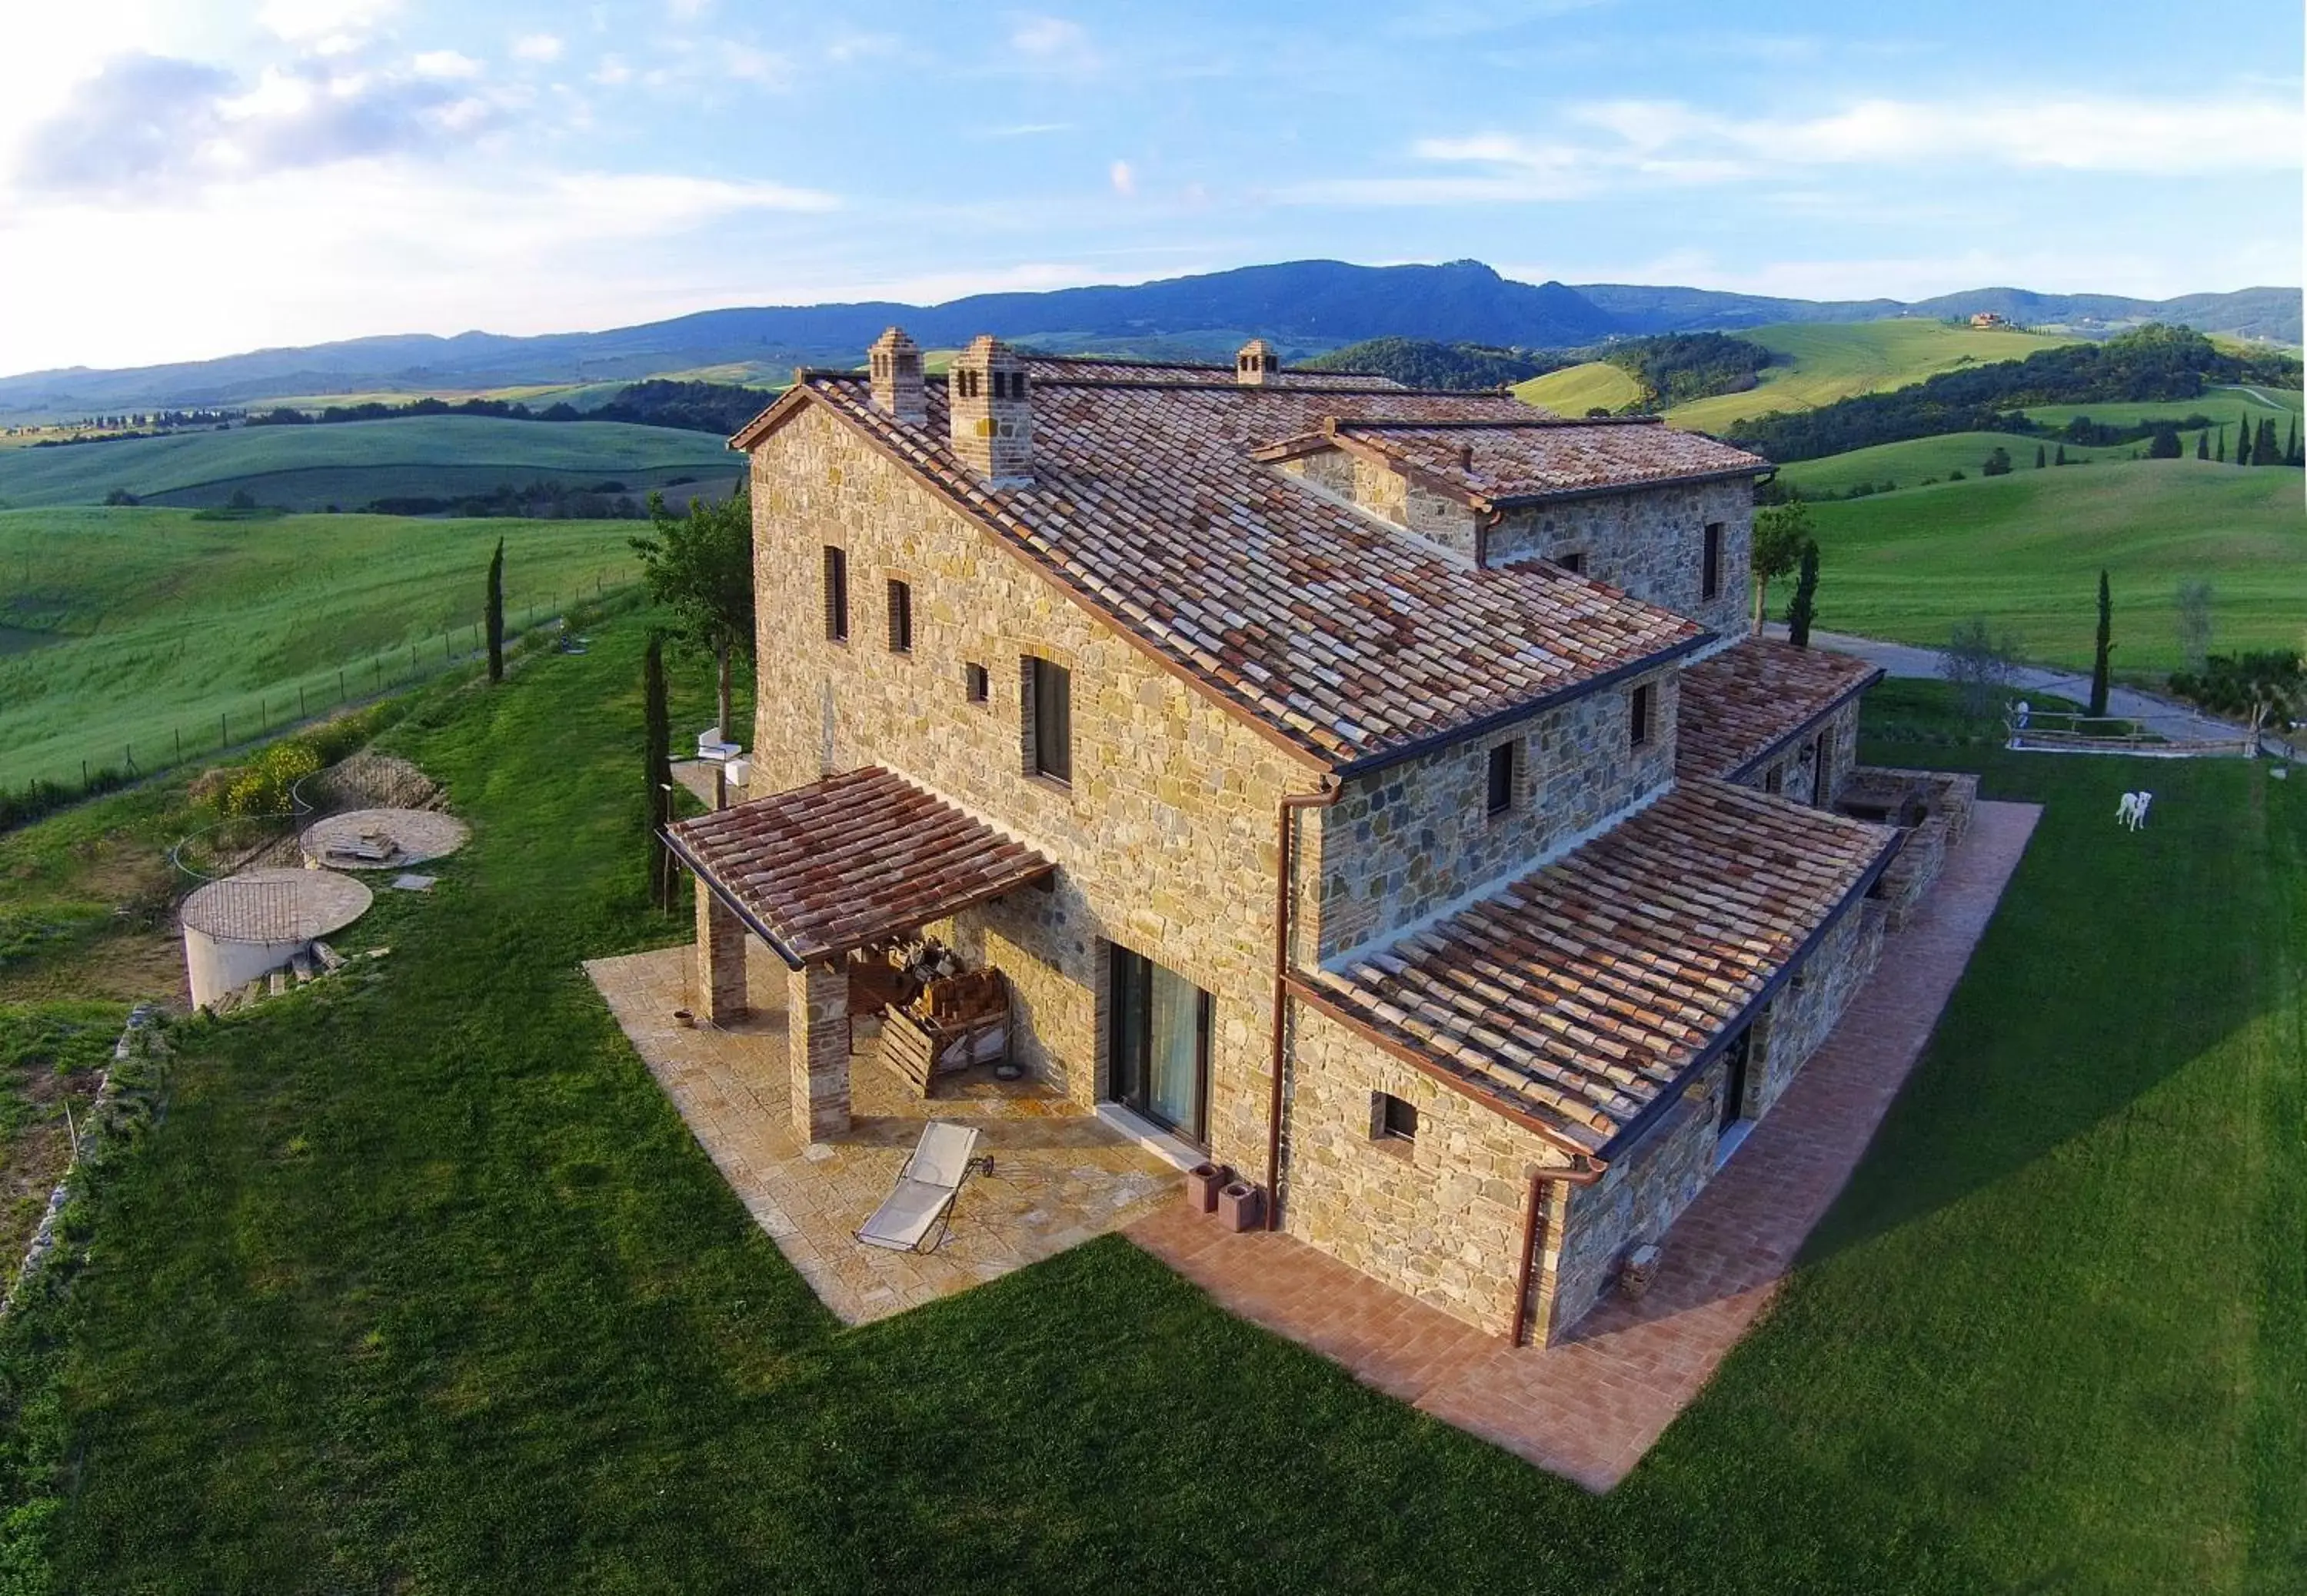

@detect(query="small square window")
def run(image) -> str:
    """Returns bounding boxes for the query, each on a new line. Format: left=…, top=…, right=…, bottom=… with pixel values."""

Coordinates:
left=1557, top=550, right=1586, bottom=576
left=1375, top=1092, right=1418, bottom=1143
left=886, top=578, right=912, bottom=653
left=1486, top=741, right=1516, bottom=816
left=1630, top=683, right=1654, bottom=750
left=965, top=662, right=990, bottom=703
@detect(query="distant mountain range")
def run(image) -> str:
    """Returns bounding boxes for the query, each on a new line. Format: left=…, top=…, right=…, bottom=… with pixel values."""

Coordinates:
left=3, top=260, right=2295, bottom=414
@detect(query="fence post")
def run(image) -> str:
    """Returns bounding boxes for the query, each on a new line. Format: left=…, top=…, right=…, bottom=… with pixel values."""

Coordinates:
left=221, top=711, right=228, bottom=746
left=299, top=685, right=306, bottom=717
left=175, top=728, right=181, bottom=762
left=339, top=667, right=346, bottom=701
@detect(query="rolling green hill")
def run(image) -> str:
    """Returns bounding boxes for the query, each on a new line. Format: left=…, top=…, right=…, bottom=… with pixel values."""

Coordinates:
left=1667, top=320, right=2077, bottom=433
left=1514, top=362, right=1644, bottom=414
left=1796, top=458, right=2305, bottom=672
left=0, top=507, right=641, bottom=790
left=2021, top=384, right=2304, bottom=440
left=0, top=416, right=736, bottom=512
left=1778, top=433, right=2134, bottom=495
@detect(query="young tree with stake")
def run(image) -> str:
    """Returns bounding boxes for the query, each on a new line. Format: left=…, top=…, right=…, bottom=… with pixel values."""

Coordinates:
left=2089, top=569, right=2113, bottom=718
left=644, top=631, right=674, bottom=910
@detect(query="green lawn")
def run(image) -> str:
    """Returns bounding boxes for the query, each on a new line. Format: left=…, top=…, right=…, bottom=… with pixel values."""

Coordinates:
left=1, top=629, right=2300, bottom=1591
left=1778, top=431, right=2132, bottom=495
left=1667, top=320, right=2077, bottom=433
left=1796, top=458, right=2307, bottom=672
left=0, top=507, right=639, bottom=790
left=0, top=416, right=736, bottom=511
left=2021, top=384, right=2305, bottom=444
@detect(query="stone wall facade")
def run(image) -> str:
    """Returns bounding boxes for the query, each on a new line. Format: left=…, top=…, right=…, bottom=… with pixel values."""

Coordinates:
left=1752, top=900, right=1883, bottom=1115
left=1282, top=1003, right=1573, bottom=1335
left=1313, top=668, right=1678, bottom=960
left=1735, top=695, right=1863, bottom=807
left=1486, top=477, right=1754, bottom=640
left=747, top=403, right=1319, bottom=1178
left=1273, top=450, right=1481, bottom=557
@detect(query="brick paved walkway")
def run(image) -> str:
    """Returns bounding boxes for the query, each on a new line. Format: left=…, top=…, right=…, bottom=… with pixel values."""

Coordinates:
left=1130, top=800, right=2042, bottom=1491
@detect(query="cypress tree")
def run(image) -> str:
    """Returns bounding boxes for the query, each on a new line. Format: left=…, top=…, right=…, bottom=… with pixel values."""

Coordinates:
left=644, top=631, right=674, bottom=910
left=2035, top=444, right=2047, bottom=468
left=2287, top=416, right=2300, bottom=465
left=2055, top=443, right=2068, bottom=466
left=2195, top=430, right=2209, bottom=460
left=485, top=536, right=505, bottom=683
left=1786, top=540, right=1821, bottom=648
left=2253, top=417, right=2279, bottom=465
left=2215, top=425, right=2226, bottom=462
left=2089, top=569, right=2112, bottom=718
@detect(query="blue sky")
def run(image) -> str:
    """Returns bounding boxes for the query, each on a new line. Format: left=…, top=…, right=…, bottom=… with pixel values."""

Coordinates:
left=2, top=0, right=2299, bottom=372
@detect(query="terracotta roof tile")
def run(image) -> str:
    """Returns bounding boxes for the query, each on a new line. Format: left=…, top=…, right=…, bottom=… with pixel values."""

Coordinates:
left=1675, top=637, right=1883, bottom=782
left=1326, top=417, right=1771, bottom=504
left=1307, top=780, right=1897, bottom=1152
left=784, top=371, right=1711, bottom=771
left=667, top=767, right=1054, bottom=966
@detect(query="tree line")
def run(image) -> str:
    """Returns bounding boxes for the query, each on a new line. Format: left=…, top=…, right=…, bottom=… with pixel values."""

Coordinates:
left=1726, top=325, right=2302, bottom=462
left=238, top=378, right=779, bottom=437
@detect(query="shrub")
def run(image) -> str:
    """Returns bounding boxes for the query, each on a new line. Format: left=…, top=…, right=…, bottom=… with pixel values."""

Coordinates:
left=220, top=741, right=322, bottom=817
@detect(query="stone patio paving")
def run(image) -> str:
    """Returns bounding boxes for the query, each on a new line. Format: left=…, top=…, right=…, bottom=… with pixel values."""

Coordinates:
left=585, top=945, right=1177, bottom=1324
left=1130, top=799, right=2043, bottom=1492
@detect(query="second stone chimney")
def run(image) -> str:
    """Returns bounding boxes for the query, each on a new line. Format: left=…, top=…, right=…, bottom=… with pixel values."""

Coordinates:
left=947, top=334, right=1033, bottom=484
left=868, top=326, right=926, bottom=424
left=1234, top=338, right=1279, bottom=386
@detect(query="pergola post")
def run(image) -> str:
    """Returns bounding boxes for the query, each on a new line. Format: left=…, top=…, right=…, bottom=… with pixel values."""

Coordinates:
left=786, top=960, right=851, bottom=1142
left=694, top=881, right=747, bottom=1026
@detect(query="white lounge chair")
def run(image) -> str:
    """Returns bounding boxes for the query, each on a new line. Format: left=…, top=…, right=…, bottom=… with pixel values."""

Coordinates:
left=855, top=1121, right=991, bottom=1253
left=696, top=727, right=741, bottom=763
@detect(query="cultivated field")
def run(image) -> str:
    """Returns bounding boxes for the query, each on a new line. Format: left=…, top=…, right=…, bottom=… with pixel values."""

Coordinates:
left=1513, top=361, right=1643, bottom=414
left=0, top=633, right=2297, bottom=1591
left=0, top=415, right=736, bottom=511
left=2019, top=383, right=2305, bottom=440
left=1667, top=319, right=2077, bottom=433
left=0, top=507, right=639, bottom=790
left=1796, top=458, right=2306, bottom=671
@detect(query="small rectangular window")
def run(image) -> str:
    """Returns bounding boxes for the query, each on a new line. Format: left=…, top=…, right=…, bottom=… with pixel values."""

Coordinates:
left=1486, top=741, right=1516, bottom=816
left=1028, top=657, right=1072, bottom=783
left=1377, top=1092, right=1418, bottom=1143
left=1557, top=550, right=1586, bottom=576
left=1630, top=683, right=1654, bottom=750
left=822, top=547, right=848, bottom=641
left=886, top=578, right=911, bottom=653
left=1701, top=523, right=1723, bottom=601
left=965, top=662, right=989, bottom=703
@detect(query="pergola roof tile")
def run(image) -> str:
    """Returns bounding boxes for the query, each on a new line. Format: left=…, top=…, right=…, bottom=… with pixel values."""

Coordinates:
left=666, top=767, right=1054, bottom=967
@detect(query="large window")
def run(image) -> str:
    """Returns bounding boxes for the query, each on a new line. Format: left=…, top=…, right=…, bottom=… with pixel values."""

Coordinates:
left=1108, top=943, right=1211, bottom=1143
left=886, top=578, right=912, bottom=653
left=1027, top=656, right=1072, bottom=783
left=1701, top=522, right=1723, bottom=601
left=822, top=547, right=848, bottom=642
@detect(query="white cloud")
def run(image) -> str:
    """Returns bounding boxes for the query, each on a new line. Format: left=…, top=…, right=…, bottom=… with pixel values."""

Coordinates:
left=592, top=55, right=632, bottom=86
left=0, top=164, right=842, bottom=371
left=722, top=44, right=791, bottom=87
left=1108, top=158, right=1136, bottom=197
left=1291, top=90, right=2305, bottom=207
left=1007, top=15, right=1097, bottom=70
left=258, top=0, right=401, bottom=52
left=412, top=49, right=481, bottom=80
left=512, top=34, right=564, bottom=63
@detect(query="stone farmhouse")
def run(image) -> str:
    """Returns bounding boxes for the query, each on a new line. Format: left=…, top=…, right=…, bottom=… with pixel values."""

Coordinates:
left=666, top=328, right=1932, bottom=1346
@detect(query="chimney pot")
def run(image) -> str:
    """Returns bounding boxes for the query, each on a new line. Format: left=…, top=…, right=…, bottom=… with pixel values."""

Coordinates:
left=1234, top=337, right=1280, bottom=387
left=868, top=326, right=926, bottom=424
left=948, top=334, right=1033, bottom=484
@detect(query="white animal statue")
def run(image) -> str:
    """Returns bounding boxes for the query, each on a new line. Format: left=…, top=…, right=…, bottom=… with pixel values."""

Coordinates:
left=2116, top=793, right=2141, bottom=829
left=2132, top=790, right=2152, bottom=830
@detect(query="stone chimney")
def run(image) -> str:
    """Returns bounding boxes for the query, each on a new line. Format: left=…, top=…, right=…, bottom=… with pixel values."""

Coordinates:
left=947, top=334, right=1033, bottom=484
left=868, top=326, right=925, bottom=424
left=1234, top=338, right=1279, bottom=387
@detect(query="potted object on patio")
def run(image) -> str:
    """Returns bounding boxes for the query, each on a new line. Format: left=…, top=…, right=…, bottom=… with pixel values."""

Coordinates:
left=1185, top=1162, right=1232, bottom=1214
left=1620, top=1241, right=1663, bottom=1300
left=1216, top=1179, right=1264, bottom=1233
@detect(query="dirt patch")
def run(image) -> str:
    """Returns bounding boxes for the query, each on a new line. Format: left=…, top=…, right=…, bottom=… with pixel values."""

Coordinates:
left=312, top=753, right=442, bottom=813
left=0, top=933, right=185, bottom=1006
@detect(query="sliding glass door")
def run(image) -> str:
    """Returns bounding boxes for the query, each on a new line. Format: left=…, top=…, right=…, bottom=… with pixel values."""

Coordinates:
left=1108, top=943, right=1211, bottom=1145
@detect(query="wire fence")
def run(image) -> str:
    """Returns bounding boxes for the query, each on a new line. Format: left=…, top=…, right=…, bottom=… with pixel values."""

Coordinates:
left=1, top=570, right=635, bottom=832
